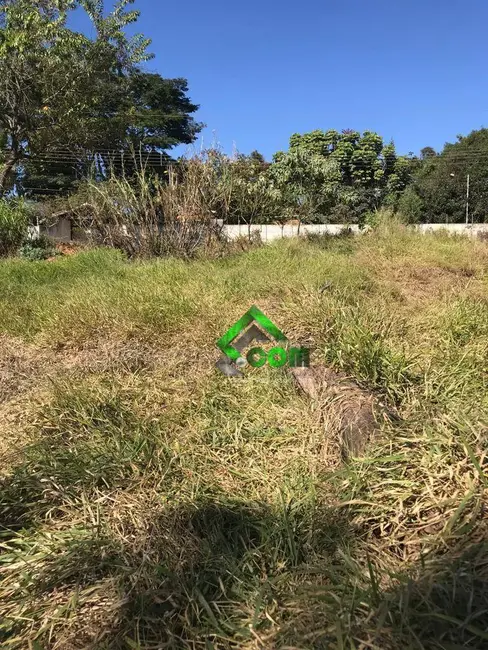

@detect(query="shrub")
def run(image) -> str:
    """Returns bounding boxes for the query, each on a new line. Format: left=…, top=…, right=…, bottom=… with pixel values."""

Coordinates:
left=70, top=163, right=224, bottom=258
left=0, top=200, right=29, bottom=257
left=360, top=208, right=404, bottom=232
left=397, top=185, right=424, bottom=223
left=18, top=234, right=56, bottom=261
left=65, top=150, right=279, bottom=258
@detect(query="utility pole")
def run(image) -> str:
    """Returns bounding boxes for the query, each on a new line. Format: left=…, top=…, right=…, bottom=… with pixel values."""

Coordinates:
left=466, top=173, right=470, bottom=225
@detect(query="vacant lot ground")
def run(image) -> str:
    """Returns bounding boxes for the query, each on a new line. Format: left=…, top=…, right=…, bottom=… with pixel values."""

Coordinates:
left=1, top=226, right=487, bottom=649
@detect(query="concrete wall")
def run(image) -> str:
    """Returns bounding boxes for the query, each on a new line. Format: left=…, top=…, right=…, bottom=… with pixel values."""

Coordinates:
left=222, top=223, right=488, bottom=241
left=415, top=223, right=488, bottom=237
left=44, top=217, right=72, bottom=242
left=30, top=219, right=488, bottom=243
left=222, top=224, right=362, bottom=241
left=29, top=219, right=72, bottom=242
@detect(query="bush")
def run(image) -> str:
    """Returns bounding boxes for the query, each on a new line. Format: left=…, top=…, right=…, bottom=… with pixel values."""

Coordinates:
left=0, top=200, right=29, bottom=257
left=69, top=159, right=237, bottom=258
left=18, top=235, right=56, bottom=261
left=67, top=165, right=214, bottom=258
left=61, top=149, right=280, bottom=258
left=397, top=185, right=424, bottom=224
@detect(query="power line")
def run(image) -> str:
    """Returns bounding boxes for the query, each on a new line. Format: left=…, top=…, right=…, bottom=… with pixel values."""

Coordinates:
left=8, top=148, right=488, bottom=169
left=17, top=157, right=178, bottom=165
left=1, top=154, right=181, bottom=165
left=13, top=111, right=201, bottom=120
left=6, top=146, right=488, bottom=157
left=0, top=147, right=182, bottom=156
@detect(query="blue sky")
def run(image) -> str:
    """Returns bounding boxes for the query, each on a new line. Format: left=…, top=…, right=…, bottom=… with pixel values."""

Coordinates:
left=71, top=0, right=488, bottom=159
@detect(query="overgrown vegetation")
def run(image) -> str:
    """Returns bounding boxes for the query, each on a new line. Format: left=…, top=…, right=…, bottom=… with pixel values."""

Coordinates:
left=1, top=227, right=487, bottom=648
left=1, top=0, right=485, bottom=235
left=18, top=234, right=56, bottom=261
left=0, top=199, right=29, bottom=256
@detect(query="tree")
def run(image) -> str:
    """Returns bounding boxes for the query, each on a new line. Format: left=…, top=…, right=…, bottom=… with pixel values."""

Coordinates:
left=267, top=146, right=340, bottom=225
left=248, top=150, right=267, bottom=165
left=397, top=185, right=424, bottom=223
left=420, top=146, right=437, bottom=160
left=0, top=0, right=202, bottom=196
left=268, top=129, right=413, bottom=222
left=413, top=129, right=488, bottom=223
left=225, top=152, right=277, bottom=229
left=123, top=73, right=201, bottom=151
left=0, top=0, right=134, bottom=191
left=1, top=2, right=101, bottom=186
left=22, top=72, right=203, bottom=195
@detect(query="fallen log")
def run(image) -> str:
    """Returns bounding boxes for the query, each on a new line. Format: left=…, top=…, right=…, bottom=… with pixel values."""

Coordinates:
left=290, top=365, right=385, bottom=458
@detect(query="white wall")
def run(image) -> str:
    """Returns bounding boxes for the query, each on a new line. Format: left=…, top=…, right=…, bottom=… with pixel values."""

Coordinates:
left=222, top=223, right=488, bottom=241
left=222, top=224, right=362, bottom=241
left=30, top=220, right=488, bottom=243
left=415, top=223, right=488, bottom=237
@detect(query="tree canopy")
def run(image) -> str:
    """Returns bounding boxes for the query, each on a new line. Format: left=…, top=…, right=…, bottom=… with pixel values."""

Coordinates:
left=267, top=129, right=415, bottom=222
left=0, top=0, right=203, bottom=195
left=404, top=129, right=488, bottom=224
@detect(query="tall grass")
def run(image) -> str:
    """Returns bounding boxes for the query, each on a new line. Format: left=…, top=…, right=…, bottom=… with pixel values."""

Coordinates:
left=70, top=165, right=222, bottom=258
left=1, top=227, right=488, bottom=648
left=0, top=199, right=29, bottom=257
left=67, top=152, right=277, bottom=258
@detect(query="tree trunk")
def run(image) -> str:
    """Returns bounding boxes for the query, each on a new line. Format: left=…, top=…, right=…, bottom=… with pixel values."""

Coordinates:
left=0, top=152, right=18, bottom=194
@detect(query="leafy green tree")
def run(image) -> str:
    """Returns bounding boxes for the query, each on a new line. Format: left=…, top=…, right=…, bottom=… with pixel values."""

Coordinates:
left=268, top=129, right=413, bottom=222
left=420, top=146, right=437, bottom=160
left=0, top=0, right=138, bottom=191
left=0, top=198, right=29, bottom=256
left=397, top=185, right=424, bottom=223
left=23, top=72, right=203, bottom=196
left=228, top=171, right=278, bottom=233
left=210, top=151, right=278, bottom=228
left=79, top=0, right=152, bottom=69
left=248, top=150, right=267, bottom=165
left=122, top=73, right=201, bottom=151
left=0, top=0, right=74, bottom=190
left=413, top=129, right=488, bottom=223
left=267, top=146, right=340, bottom=224
left=0, top=0, right=202, bottom=196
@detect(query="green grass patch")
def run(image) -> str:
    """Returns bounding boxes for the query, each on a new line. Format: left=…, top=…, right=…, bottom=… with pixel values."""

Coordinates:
left=1, top=229, right=488, bottom=648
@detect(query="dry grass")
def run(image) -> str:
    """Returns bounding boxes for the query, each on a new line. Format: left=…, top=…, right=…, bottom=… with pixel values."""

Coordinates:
left=1, top=226, right=488, bottom=649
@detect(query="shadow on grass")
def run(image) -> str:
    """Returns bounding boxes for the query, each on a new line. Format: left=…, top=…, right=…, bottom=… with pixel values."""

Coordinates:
left=0, top=498, right=354, bottom=649
left=273, top=534, right=488, bottom=650
left=0, top=392, right=174, bottom=535
left=375, top=539, right=488, bottom=650
left=1, top=388, right=486, bottom=648
left=2, top=488, right=488, bottom=649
